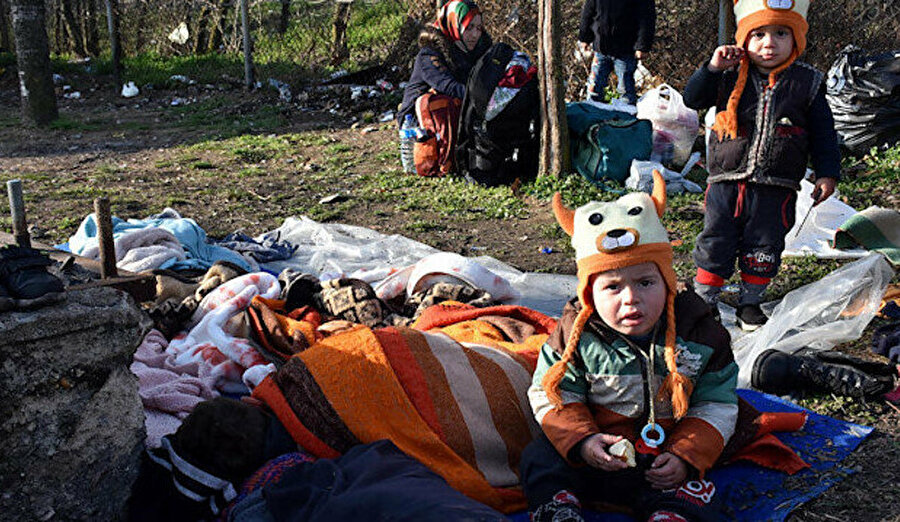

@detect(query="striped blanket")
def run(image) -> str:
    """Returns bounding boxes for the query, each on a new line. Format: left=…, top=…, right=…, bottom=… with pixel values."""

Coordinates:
left=833, top=206, right=900, bottom=265
left=252, top=324, right=542, bottom=513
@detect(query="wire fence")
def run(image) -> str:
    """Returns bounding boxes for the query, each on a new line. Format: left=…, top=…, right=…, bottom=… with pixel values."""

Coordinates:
left=7, top=0, right=900, bottom=94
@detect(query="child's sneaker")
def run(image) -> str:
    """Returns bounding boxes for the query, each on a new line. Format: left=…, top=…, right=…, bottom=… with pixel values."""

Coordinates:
left=736, top=304, right=767, bottom=331
left=531, top=490, right=583, bottom=522
left=0, top=245, right=66, bottom=310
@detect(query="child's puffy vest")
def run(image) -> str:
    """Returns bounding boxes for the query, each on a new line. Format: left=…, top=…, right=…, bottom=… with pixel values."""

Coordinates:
left=456, top=42, right=541, bottom=187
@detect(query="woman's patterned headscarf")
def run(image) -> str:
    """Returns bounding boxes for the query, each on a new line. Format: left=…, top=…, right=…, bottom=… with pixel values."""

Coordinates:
left=435, top=0, right=480, bottom=42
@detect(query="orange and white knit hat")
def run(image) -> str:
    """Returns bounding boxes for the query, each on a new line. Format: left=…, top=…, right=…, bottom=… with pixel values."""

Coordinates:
left=543, top=171, right=693, bottom=419
left=713, top=0, right=809, bottom=140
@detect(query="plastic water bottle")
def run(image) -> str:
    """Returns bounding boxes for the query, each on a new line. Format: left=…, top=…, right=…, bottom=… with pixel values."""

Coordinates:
left=399, top=114, right=417, bottom=173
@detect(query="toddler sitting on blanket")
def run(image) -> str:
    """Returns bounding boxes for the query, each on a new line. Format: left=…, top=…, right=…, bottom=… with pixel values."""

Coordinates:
left=522, top=171, right=738, bottom=522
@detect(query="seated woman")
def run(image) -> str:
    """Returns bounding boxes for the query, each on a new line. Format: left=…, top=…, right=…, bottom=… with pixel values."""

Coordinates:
left=397, top=0, right=491, bottom=126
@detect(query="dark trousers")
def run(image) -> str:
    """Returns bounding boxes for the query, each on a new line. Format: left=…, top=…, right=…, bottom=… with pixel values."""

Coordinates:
left=520, top=434, right=720, bottom=522
left=588, top=53, right=638, bottom=105
left=693, top=181, right=797, bottom=283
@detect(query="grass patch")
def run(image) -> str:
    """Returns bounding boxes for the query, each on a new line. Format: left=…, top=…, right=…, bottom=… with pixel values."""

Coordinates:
left=523, top=173, right=622, bottom=207
left=191, top=160, right=216, bottom=170
left=123, top=52, right=243, bottom=87
left=360, top=174, right=526, bottom=219
left=49, top=115, right=101, bottom=131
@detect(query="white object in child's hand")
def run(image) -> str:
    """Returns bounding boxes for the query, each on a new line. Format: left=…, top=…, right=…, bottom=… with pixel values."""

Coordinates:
left=608, top=439, right=637, bottom=468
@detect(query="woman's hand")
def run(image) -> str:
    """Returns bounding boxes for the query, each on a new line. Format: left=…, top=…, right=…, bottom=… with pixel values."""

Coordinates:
left=645, top=452, right=688, bottom=490
left=708, top=45, right=744, bottom=72
left=579, top=433, right=630, bottom=471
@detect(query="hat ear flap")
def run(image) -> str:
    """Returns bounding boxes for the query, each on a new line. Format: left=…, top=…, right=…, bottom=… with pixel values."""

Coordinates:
left=651, top=170, right=667, bottom=218
left=552, top=193, right=575, bottom=236
left=553, top=192, right=575, bottom=236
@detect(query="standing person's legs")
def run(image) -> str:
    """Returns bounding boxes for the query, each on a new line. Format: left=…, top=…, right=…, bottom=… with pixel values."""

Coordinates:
left=588, top=52, right=614, bottom=101
left=693, top=182, right=742, bottom=315
left=613, top=55, right=638, bottom=104
left=736, top=185, right=797, bottom=329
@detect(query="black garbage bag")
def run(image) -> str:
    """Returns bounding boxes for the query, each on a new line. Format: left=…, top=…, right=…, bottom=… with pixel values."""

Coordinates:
left=825, top=45, right=900, bottom=155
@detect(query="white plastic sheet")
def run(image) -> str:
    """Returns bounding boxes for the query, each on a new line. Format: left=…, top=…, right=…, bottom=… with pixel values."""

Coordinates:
left=732, top=253, right=894, bottom=387
left=783, top=178, right=867, bottom=259
left=258, top=217, right=578, bottom=318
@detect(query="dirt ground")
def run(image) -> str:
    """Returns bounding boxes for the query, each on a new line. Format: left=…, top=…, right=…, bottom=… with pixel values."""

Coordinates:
left=1, top=74, right=898, bottom=521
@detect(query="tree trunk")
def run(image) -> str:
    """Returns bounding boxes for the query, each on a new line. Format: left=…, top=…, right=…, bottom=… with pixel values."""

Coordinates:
left=537, top=0, right=550, bottom=176
left=53, top=0, right=64, bottom=52
left=61, top=0, right=87, bottom=57
left=331, top=0, right=351, bottom=66
left=537, top=0, right=569, bottom=176
left=10, top=0, right=58, bottom=126
left=193, top=5, right=211, bottom=55
left=278, top=0, right=289, bottom=34
left=0, top=0, right=9, bottom=52
left=83, top=0, right=100, bottom=56
left=209, top=0, right=231, bottom=52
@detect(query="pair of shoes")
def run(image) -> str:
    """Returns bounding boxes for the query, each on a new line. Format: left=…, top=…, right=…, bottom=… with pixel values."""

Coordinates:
left=751, top=348, right=897, bottom=399
left=736, top=304, right=767, bottom=331
left=0, top=245, right=66, bottom=311
left=531, top=491, right=584, bottom=522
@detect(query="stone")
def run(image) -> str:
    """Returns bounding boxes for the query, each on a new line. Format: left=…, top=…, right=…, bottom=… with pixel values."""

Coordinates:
left=0, top=287, right=150, bottom=520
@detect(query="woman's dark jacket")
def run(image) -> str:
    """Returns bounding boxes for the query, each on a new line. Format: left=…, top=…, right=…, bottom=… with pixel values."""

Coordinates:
left=398, top=26, right=491, bottom=125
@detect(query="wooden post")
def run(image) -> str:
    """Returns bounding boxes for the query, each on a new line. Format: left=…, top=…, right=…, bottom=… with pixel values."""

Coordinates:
left=104, top=0, right=121, bottom=90
left=537, top=0, right=569, bottom=177
left=241, top=0, right=254, bottom=89
left=93, top=197, right=118, bottom=279
left=7, top=180, right=31, bottom=248
left=718, top=0, right=735, bottom=45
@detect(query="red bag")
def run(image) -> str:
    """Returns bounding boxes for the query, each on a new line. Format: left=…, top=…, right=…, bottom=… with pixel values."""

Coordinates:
left=414, top=92, right=461, bottom=177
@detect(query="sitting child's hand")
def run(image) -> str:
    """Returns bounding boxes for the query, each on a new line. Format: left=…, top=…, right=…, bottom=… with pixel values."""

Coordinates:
left=709, top=45, right=744, bottom=72
left=579, top=433, right=630, bottom=471
left=645, top=452, right=688, bottom=490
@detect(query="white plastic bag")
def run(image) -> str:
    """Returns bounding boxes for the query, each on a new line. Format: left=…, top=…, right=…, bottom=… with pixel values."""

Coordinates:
left=121, top=81, right=139, bottom=98
left=637, top=84, right=699, bottom=167
left=732, top=253, right=894, bottom=387
left=626, top=154, right=703, bottom=194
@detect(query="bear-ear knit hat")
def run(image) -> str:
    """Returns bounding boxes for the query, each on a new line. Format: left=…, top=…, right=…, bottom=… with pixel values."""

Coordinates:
left=712, top=0, right=810, bottom=141
left=543, top=170, right=693, bottom=419
left=435, top=0, right=480, bottom=42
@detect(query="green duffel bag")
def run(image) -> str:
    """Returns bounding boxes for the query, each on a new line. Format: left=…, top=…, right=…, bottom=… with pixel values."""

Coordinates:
left=567, top=102, right=652, bottom=185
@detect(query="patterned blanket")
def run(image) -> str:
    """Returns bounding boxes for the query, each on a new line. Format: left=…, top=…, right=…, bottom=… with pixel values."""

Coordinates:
left=252, top=324, right=542, bottom=512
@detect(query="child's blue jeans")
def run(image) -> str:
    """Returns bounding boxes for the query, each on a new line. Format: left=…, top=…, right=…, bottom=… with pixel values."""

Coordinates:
left=587, top=52, right=637, bottom=105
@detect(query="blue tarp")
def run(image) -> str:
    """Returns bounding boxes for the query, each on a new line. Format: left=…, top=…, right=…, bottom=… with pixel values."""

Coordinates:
left=509, top=389, right=873, bottom=522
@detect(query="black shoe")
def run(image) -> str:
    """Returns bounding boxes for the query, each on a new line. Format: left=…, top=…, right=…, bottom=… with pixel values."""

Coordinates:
left=0, top=246, right=66, bottom=309
left=736, top=304, right=767, bottom=331
left=752, top=348, right=897, bottom=399
left=0, top=281, right=14, bottom=312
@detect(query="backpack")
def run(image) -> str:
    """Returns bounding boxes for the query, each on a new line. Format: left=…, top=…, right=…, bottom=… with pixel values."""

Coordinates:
left=414, top=92, right=461, bottom=177
left=456, top=43, right=541, bottom=187
left=567, top=101, right=653, bottom=185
